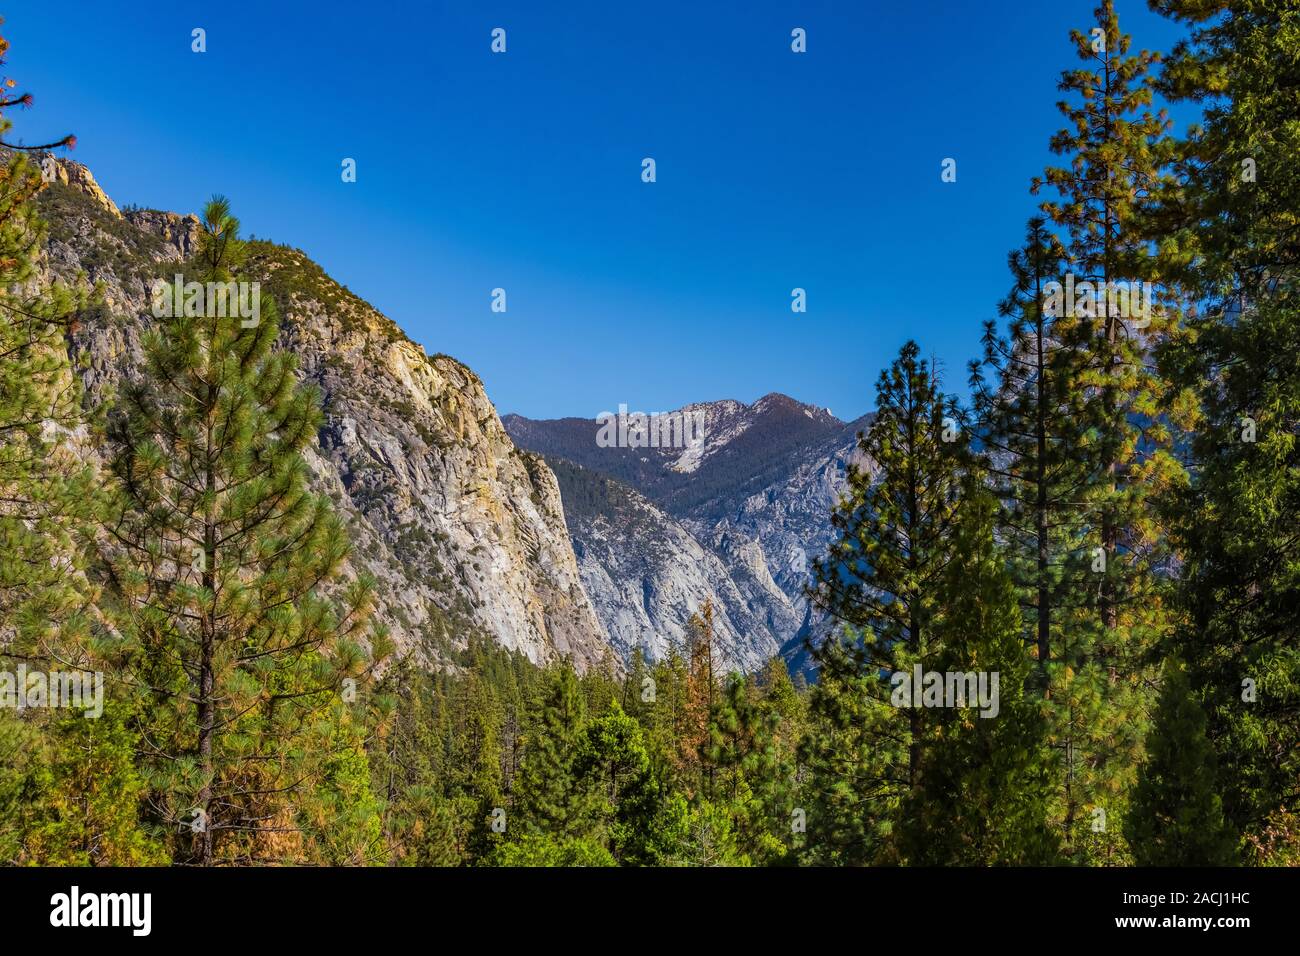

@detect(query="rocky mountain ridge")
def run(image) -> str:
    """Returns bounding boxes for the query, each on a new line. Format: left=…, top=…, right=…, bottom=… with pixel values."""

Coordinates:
left=33, top=154, right=613, bottom=672
left=506, top=396, right=874, bottom=670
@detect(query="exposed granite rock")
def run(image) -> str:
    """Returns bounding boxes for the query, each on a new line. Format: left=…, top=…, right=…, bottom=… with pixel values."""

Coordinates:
left=511, top=399, right=875, bottom=672
left=548, top=460, right=797, bottom=671
left=41, top=156, right=121, bottom=218
left=34, top=170, right=612, bottom=673
left=124, top=208, right=202, bottom=259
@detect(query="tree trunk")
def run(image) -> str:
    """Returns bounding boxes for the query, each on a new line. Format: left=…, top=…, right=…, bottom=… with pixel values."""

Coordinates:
left=196, top=519, right=216, bottom=866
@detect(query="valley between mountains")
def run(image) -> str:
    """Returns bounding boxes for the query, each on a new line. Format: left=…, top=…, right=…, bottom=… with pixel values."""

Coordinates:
left=37, top=156, right=869, bottom=674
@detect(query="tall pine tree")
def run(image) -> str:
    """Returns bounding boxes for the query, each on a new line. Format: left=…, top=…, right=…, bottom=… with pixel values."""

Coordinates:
left=801, top=341, right=968, bottom=863
left=98, top=197, right=382, bottom=864
left=898, top=493, right=1059, bottom=865
left=1150, top=0, right=1300, bottom=848
left=1031, top=0, right=1185, bottom=860
left=514, top=664, right=590, bottom=841
left=0, top=27, right=160, bottom=865
left=970, top=216, right=1095, bottom=683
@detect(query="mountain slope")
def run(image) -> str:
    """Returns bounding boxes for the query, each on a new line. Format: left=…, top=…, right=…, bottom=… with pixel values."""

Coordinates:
left=35, top=155, right=611, bottom=672
left=502, top=393, right=843, bottom=514
left=507, top=396, right=874, bottom=669
left=548, top=458, right=798, bottom=670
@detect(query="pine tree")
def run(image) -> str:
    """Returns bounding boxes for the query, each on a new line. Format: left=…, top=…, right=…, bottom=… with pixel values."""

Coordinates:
left=1150, top=0, right=1300, bottom=846
left=641, top=792, right=745, bottom=866
left=1149, top=0, right=1300, bottom=287
left=97, top=197, right=381, bottom=864
left=898, top=493, right=1059, bottom=865
left=0, top=26, right=160, bottom=866
left=801, top=341, right=968, bottom=863
left=755, top=656, right=806, bottom=860
left=705, top=673, right=790, bottom=863
left=1034, top=0, right=1184, bottom=634
left=17, top=702, right=167, bottom=865
left=645, top=648, right=692, bottom=792
left=682, top=599, right=718, bottom=798
left=0, top=27, right=94, bottom=661
left=298, top=700, right=384, bottom=865
left=515, top=665, right=589, bottom=839
left=1029, top=0, right=1185, bottom=860
left=450, top=671, right=504, bottom=860
left=574, top=700, right=654, bottom=862
left=369, top=661, right=463, bottom=865
left=369, top=645, right=546, bottom=866
left=970, top=217, right=1095, bottom=681
left=1124, top=661, right=1237, bottom=865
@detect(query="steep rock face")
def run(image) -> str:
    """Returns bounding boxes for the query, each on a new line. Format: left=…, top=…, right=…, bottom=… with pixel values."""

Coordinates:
left=508, top=397, right=875, bottom=671
left=547, top=460, right=797, bottom=671
left=125, top=208, right=202, bottom=260
left=40, top=154, right=122, bottom=218
left=34, top=156, right=610, bottom=672
left=692, top=412, right=873, bottom=601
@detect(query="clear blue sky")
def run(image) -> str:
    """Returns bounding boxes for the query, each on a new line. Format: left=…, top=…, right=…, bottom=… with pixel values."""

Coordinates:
left=5, top=0, right=1190, bottom=420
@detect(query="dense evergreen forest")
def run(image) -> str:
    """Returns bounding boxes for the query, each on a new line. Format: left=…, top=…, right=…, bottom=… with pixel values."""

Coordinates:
left=0, top=0, right=1297, bottom=866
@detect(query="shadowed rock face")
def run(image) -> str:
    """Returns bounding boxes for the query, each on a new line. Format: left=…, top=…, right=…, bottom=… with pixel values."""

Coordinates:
left=34, top=156, right=612, bottom=673
left=544, top=457, right=800, bottom=672
left=508, top=397, right=875, bottom=673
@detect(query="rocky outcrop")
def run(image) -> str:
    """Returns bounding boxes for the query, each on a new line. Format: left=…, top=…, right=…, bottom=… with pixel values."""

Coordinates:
left=41, top=156, right=121, bottom=218
left=548, top=459, right=798, bottom=671
left=34, top=161, right=612, bottom=672
left=124, top=208, right=202, bottom=259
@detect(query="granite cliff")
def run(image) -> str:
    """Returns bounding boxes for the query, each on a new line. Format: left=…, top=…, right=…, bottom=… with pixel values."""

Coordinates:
left=34, top=155, right=612, bottom=672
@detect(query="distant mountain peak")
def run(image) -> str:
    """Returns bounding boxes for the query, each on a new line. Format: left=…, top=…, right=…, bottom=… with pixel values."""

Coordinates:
left=753, top=391, right=801, bottom=409
left=504, top=393, right=872, bottom=672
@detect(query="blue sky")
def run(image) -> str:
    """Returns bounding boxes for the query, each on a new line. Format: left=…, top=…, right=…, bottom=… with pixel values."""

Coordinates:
left=5, top=0, right=1190, bottom=420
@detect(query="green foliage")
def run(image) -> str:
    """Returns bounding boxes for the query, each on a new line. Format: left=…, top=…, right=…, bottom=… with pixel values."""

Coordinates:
left=1152, top=0, right=1300, bottom=847
left=707, top=674, right=795, bottom=864
left=547, top=457, right=662, bottom=537
left=1125, top=661, right=1237, bottom=865
left=898, top=495, right=1059, bottom=865
left=0, top=156, right=96, bottom=643
left=970, top=217, right=1093, bottom=678
left=1018, top=0, right=1187, bottom=861
left=3, top=3, right=1297, bottom=870
left=367, top=640, right=806, bottom=868
left=97, top=197, right=386, bottom=864
left=36, top=183, right=170, bottom=278
left=641, top=794, right=746, bottom=866
left=246, top=240, right=394, bottom=340
left=516, top=666, right=590, bottom=838
left=574, top=702, right=655, bottom=861
left=490, top=832, right=615, bottom=867
left=0, top=703, right=167, bottom=865
left=0, top=33, right=162, bottom=867
left=801, top=342, right=969, bottom=861
left=299, top=702, right=386, bottom=865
